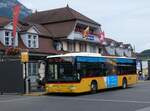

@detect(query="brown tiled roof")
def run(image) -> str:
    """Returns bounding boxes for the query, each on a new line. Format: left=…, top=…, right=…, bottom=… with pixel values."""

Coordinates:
left=105, top=38, right=117, bottom=43
left=25, top=6, right=100, bottom=26
left=19, top=21, right=52, bottom=37
left=29, top=37, right=66, bottom=54
left=0, top=17, right=51, bottom=37
left=33, top=24, right=52, bottom=37
left=19, top=35, right=65, bottom=54
left=25, top=6, right=101, bottom=39
left=123, top=44, right=132, bottom=48
left=0, top=17, right=64, bottom=55
left=0, top=16, right=11, bottom=27
left=43, top=21, right=76, bottom=38
left=18, top=35, right=27, bottom=49
left=19, top=25, right=31, bottom=32
left=103, top=38, right=118, bottom=46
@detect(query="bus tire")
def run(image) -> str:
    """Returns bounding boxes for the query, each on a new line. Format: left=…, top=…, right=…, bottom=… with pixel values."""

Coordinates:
left=122, top=78, right=127, bottom=89
left=90, top=81, right=98, bottom=93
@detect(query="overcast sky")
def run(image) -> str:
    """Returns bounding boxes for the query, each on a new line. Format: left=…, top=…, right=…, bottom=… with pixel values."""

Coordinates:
left=19, top=0, right=150, bottom=52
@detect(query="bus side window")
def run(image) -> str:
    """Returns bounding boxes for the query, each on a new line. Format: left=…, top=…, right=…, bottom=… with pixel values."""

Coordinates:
left=77, top=63, right=86, bottom=77
left=102, top=63, right=107, bottom=76
left=117, top=65, right=121, bottom=75
left=104, top=62, right=117, bottom=76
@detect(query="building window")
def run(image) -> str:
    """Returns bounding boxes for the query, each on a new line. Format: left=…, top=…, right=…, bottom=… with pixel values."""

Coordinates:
left=27, top=34, right=38, bottom=48
left=89, top=44, right=96, bottom=53
left=99, top=48, right=102, bottom=54
left=28, top=35, right=32, bottom=48
left=79, top=43, right=86, bottom=52
left=67, top=41, right=75, bottom=52
left=33, top=36, right=37, bottom=48
left=5, top=36, right=9, bottom=46
left=28, top=62, right=38, bottom=76
left=5, top=31, right=9, bottom=36
left=5, top=31, right=15, bottom=46
left=54, top=41, right=63, bottom=50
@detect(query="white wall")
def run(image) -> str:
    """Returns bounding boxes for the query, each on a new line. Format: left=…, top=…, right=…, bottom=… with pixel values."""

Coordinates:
left=4, top=23, right=13, bottom=30
left=21, top=33, right=28, bottom=47
left=116, top=48, right=124, bottom=56
left=38, top=61, right=45, bottom=80
left=62, top=41, right=67, bottom=51
left=106, top=46, right=115, bottom=55
left=0, top=30, right=5, bottom=45
left=124, top=49, right=132, bottom=57
left=75, top=42, right=80, bottom=52
left=27, top=27, right=38, bottom=34
left=67, top=31, right=75, bottom=40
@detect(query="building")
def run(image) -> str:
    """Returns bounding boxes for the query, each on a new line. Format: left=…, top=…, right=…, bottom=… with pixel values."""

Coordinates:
left=0, top=16, right=63, bottom=90
left=0, top=6, right=134, bottom=92
left=25, top=6, right=134, bottom=57
left=136, top=50, right=150, bottom=80
left=25, top=6, right=102, bottom=54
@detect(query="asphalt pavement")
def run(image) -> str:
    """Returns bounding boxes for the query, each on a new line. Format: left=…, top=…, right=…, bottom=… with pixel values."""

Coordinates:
left=1, top=81, right=150, bottom=111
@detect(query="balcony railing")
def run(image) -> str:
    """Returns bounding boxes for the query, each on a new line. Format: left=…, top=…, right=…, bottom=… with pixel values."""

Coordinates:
left=68, top=31, right=100, bottom=43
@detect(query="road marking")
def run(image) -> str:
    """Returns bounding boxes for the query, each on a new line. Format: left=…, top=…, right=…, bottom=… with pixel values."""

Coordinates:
left=1, top=95, right=150, bottom=105
left=47, top=96, right=150, bottom=104
left=136, top=106, right=150, bottom=111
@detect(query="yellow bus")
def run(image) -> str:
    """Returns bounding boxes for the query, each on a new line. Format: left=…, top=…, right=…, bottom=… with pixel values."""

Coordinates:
left=45, top=53, right=137, bottom=93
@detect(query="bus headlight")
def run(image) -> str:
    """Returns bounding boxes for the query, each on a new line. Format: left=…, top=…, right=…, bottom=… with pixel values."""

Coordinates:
left=46, top=86, right=49, bottom=91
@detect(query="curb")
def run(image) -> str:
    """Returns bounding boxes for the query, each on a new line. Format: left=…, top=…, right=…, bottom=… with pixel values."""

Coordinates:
left=138, top=80, right=150, bottom=83
left=24, top=92, right=46, bottom=96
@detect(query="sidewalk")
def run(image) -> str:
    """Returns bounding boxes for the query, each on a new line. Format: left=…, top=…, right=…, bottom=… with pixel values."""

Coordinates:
left=24, top=92, right=46, bottom=96
left=138, top=80, right=150, bottom=83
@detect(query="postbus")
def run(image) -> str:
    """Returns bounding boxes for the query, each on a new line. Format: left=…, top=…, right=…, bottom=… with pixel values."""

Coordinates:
left=45, top=53, right=137, bottom=93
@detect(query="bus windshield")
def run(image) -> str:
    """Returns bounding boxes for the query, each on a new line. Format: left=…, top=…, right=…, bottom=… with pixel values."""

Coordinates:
left=47, top=57, right=79, bottom=82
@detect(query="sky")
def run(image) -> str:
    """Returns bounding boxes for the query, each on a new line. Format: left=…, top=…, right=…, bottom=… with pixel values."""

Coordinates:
left=18, top=0, right=150, bottom=53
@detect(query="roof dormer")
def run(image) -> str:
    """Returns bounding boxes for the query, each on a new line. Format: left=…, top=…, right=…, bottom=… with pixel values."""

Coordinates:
left=0, top=21, right=20, bottom=47
left=20, top=25, right=39, bottom=48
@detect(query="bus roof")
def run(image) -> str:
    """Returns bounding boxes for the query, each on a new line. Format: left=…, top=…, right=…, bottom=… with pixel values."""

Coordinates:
left=47, top=52, right=136, bottom=59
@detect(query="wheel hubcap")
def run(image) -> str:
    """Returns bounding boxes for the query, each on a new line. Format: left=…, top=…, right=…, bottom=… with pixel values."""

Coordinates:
left=123, top=82, right=126, bottom=88
left=91, top=83, right=97, bottom=92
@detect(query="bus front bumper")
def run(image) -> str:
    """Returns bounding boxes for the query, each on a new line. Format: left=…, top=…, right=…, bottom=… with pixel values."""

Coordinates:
left=45, top=83, right=80, bottom=93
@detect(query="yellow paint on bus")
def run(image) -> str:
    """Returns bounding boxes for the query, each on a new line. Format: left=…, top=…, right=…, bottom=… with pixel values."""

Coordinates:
left=45, top=74, right=137, bottom=93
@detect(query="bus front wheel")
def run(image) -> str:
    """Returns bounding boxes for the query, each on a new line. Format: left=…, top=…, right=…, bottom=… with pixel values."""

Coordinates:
left=122, top=78, right=127, bottom=89
left=90, top=81, right=98, bottom=93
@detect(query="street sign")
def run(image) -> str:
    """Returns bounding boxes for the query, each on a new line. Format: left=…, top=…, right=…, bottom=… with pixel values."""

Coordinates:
left=21, top=52, right=29, bottom=63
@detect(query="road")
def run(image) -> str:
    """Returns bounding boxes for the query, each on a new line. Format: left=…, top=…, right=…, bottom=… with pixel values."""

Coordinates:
left=1, top=82, right=150, bottom=111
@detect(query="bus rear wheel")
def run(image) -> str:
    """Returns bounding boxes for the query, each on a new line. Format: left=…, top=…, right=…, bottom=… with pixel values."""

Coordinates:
left=91, top=81, right=98, bottom=93
left=122, top=78, right=127, bottom=89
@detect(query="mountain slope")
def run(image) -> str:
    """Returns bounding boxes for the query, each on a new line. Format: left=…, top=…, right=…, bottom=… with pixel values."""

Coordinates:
left=0, top=0, right=32, bottom=19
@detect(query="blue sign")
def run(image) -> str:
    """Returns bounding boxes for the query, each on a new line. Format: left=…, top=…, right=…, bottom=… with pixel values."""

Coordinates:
left=107, top=75, right=118, bottom=88
left=87, top=35, right=95, bottom=40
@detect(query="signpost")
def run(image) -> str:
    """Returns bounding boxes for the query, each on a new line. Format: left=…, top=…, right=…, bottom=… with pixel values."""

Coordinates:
left=21, top=51, right=29, bottom=94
